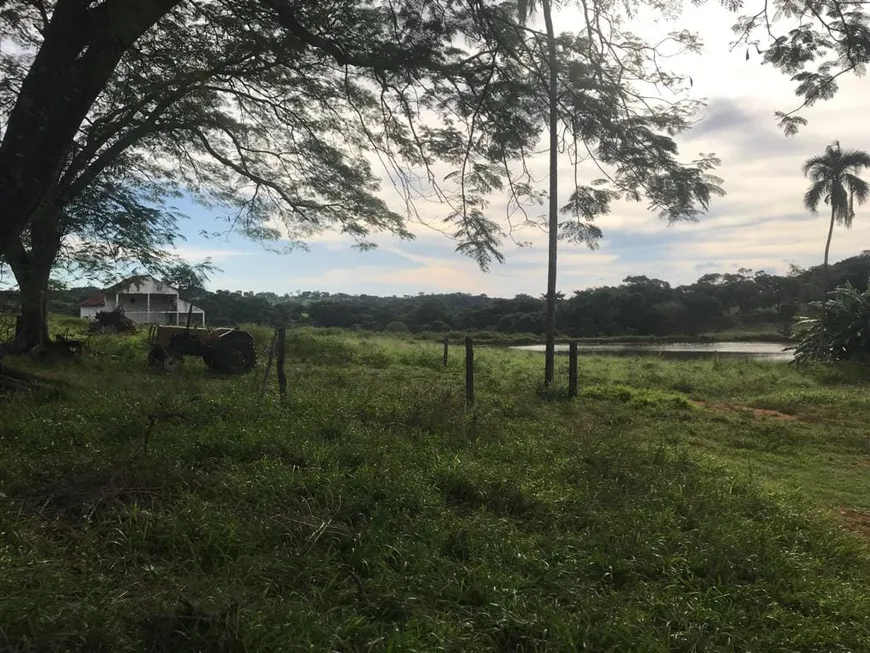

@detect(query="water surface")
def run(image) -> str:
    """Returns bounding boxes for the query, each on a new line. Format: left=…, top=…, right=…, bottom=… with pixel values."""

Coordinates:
left=511, top=341, right=792, bottom=361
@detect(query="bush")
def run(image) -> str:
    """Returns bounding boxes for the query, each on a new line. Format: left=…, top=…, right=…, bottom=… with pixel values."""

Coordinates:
left=792, top=283, right=870, bottom=363
left=385, top=321, right=409, bottom=333
left=236, top=322, right=275, bottom=350
left=426, top=320, right=451, bottom=333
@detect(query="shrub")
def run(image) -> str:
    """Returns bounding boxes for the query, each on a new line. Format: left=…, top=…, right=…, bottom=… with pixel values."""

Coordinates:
left=236, top=322, right=274, bottom=350
left=385, top=321, right=409, bottom=333
left=427, top=320, right=451, bottom=333
left=792, top=283, right=870, bottom=364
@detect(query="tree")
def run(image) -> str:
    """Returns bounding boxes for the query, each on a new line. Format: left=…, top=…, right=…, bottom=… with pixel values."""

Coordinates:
left=802, top=141, right=870, bottom=267
left=0, top=0, right=533, bottom=349
left=471, top=0, right=723, bottom=384
left=1, top=0, right=723, bottom=355
left=730, top=0, right=870, bottom=134
left=1, top=176, right=207, bottom=347
left=515, top=0, right=560, bottom=384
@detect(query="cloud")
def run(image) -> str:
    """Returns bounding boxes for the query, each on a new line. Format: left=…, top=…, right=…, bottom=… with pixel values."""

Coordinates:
left=170, top=245, right=252, bottom=262
left=175, top=3, right=870, bottom=297
left=685, top=97, right=806, bottom=158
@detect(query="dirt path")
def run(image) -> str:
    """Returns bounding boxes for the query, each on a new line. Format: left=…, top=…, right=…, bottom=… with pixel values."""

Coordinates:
left=840, top=509, right=870, bottom=540
left=692, top=399, right=799, bottom=422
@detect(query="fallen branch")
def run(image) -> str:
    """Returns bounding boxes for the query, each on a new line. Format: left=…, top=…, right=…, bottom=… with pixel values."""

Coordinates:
left=0, top=359, right=68, bottom=393
left=0, top=374, right=33, bottom=392
left=0, top=363, right=65, bottom=385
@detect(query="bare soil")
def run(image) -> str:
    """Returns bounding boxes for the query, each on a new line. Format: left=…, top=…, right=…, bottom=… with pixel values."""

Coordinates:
left=692, top=399, right=799, bottom=422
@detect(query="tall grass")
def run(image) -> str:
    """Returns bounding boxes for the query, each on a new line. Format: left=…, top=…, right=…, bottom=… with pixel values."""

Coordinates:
left=1, top=330, right=869, bottom=650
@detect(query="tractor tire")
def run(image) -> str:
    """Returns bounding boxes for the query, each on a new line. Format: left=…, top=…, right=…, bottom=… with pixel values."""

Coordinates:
left=148, top=345, right=182, bottom=372
left=147, top=345, right=166, bottom=367
left=209, top=334, right=256, bottom=374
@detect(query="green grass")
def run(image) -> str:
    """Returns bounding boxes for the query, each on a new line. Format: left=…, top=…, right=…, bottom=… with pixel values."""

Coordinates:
left=2, top=330, right=870, bottom=651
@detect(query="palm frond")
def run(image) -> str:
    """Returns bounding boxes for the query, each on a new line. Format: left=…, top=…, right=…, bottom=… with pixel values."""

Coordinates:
left=802, top=155, right=830, bottom=177
left=792, top=283, right=870, bottom=364
left=830, top=182, right=851, bottom=224
left=840, top=149, right=870, bottom=171
left=807, top=166, right=833, bottom=184
left=844, top=173, right=870, bottom=204
left=803, top=180, right=827, bottom=213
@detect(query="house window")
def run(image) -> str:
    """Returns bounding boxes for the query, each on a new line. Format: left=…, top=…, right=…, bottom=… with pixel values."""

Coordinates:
left=129, top=297, right=136, bottom=304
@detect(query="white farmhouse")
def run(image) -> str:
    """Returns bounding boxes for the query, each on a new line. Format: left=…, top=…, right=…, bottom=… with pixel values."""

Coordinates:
left=79, top=275, right=206, bottom=326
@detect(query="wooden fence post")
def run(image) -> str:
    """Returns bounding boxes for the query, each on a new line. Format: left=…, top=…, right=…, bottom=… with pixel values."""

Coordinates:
left=568, top=341, right=578, bottom=398
left=443, top=336, right=449, bottom=367
left=276, top=326, right=287, bottom=398
left=465, top=336, right=474, bottom=406
left=261, top=328, right=278, bottom=397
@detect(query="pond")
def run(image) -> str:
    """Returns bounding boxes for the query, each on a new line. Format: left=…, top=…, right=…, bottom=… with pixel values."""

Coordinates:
left=511, top=341, right=793, bottom=362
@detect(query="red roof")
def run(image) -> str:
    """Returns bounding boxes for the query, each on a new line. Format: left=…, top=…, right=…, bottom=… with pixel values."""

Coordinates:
left=79, top=294, right=105, bottom=307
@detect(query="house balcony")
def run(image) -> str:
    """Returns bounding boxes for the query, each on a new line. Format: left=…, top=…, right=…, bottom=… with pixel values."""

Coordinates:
left=122, top=311, right=205, bottom=326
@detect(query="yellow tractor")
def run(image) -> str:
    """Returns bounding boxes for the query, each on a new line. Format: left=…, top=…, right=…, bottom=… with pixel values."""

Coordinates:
left=147, top=324, right=256, bottom=374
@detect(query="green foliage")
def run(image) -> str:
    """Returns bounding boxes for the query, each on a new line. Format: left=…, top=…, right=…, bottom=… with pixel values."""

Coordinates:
left=49, top=315, right=89, bottom=334
left=730, top=0, right=870, bottom=132
left=0, top=0, right=725, bottom=291
left=3, top=332, right=870, bottom=649
left=385, top=320, right=409, bottom=333
left=579, top=383, right=694, bottom=409
left=106, top=256, right=870, bottom=339
left=235, top=322, right=275, bottom=351
left=792, top=283, right=870, bottom=363
left=2, top=332, right=870, bottom=649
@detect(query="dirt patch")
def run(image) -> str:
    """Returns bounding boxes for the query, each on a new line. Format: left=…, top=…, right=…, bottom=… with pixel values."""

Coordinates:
left=692, top=400, right=799, bottom=422
left=839, top=509, right=870, bottom=539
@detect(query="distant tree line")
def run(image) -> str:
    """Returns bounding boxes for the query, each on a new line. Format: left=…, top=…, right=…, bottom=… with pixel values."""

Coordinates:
left=18, top=254, right=870, bottom=339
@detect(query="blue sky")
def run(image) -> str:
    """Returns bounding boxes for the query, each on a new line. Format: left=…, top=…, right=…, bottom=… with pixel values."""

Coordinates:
left=121, top=5, right=870, bottom=297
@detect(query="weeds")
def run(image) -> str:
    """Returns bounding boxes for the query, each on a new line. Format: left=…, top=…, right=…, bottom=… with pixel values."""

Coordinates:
left=1, top=330, right=870, bottom=650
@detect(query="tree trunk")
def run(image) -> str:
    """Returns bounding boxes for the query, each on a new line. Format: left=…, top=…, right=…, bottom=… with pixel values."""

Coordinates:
left=0, top=0, right=181, bottom=256
left=6, top=248, right=52, bottom=352
left=542, top=0, right=559, bottom=387
left=823, top=204, right=836, bottom=267
left=14, top=277, right=51, bottom=353
left=4, top=211, right=63, bottom=353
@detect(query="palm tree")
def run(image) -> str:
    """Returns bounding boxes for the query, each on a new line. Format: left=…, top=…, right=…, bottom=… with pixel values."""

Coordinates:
left=518, top=0, right=559, bottom=385
left=803, top=141, right=870, bottom=267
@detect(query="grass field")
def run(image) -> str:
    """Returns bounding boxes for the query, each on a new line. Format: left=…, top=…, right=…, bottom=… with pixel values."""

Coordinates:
left=1, top=323, right=870, bottom=651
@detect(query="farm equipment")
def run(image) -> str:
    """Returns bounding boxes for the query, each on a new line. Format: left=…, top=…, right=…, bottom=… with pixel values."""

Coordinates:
left=147, top=323, right=256, bottom=374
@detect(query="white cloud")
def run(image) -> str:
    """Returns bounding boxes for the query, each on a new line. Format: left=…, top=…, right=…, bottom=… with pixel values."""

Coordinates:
left=170, top=245, right=252, bottom=262
left=202, top=3, right=870, bottom=296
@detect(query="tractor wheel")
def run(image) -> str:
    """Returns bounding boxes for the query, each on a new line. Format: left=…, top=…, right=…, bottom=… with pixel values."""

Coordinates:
left=210, top=335, right=256, bottom=374
left=148, top=345, right=182, bottom=372
left=147, top=345, right=166, bottom=367
left=163, top=354, right=182, bottom=372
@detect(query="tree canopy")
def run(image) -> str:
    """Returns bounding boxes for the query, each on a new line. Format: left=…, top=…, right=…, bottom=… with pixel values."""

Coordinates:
left=731, top=0, right=870, bottom=133
left=0, top=0, right=718, bottom=267
left=0, top=0, right=730, bottom=352
left=36, top=254, right=868, bottom=341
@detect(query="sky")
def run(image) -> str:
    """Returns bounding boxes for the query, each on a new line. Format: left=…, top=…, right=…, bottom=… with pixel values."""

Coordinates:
left=158, top=3, right=870, bottom=298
